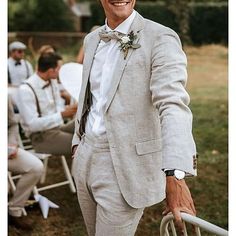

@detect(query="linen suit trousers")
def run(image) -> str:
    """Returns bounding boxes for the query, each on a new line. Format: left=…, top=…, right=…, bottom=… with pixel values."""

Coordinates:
left=72, top=134, right=144, bottom=236
left=8, top=148, right=44, bottom=217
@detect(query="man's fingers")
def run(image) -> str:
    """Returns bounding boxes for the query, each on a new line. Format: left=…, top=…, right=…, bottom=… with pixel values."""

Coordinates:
left=172, top=208, right=184, bottom=231
left=162, top=207, right=170, bottom=215
left=190, top=201, right=196, bottom=215
left=179, top=207, right=195, bottom=216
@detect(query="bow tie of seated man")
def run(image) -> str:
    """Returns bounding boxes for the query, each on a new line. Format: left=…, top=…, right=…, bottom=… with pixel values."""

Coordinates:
left=99, top=29, right=125, bottom=43
left=15, top=61, right=21, bottom=66
left=42, top=80, right=52, bottom=89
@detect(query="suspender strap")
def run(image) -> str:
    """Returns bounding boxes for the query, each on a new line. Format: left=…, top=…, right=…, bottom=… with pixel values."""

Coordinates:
left=24, top=82, right=42, bottom=117
left=8, top=65, right=11, bottom=84
left=24, top=60, right=30, bottom=78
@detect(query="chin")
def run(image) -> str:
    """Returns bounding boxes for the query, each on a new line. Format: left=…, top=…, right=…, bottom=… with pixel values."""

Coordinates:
left=115, top=11, right=131, bottom=19
left=112, top=8, right=133, bottom=21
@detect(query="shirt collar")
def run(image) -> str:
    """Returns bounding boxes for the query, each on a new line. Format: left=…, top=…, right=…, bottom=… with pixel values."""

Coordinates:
left=35, top=73, right=50, bottom=89
left=105, top=10, right=136, bottom=35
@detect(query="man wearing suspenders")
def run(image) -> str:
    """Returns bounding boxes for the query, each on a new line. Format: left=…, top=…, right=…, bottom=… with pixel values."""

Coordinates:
left=17, top=53, right=77, bottom=157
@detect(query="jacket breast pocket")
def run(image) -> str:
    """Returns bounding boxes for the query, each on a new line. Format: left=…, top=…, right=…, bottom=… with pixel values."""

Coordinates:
left=135, top=139, right=162, bottom=156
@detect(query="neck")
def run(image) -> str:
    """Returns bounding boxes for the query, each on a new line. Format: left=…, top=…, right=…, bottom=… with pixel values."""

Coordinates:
left=107, top=18, right=124, bottom=29
left=37, top=71, right=49, bottom=81
left=107, top=11, right=133, bottom=29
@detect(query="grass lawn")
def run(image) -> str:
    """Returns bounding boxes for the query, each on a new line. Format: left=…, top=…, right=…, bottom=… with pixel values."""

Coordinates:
left=9, top=45, right=228, bottom=236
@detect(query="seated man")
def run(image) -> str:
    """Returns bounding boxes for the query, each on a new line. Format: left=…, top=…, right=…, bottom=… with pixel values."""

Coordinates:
left=17, top=53, right=77, bottom=156
left=8, top=41, right=34, bottom=87
left=8, top=97, right=44, bottom=230
left=8, top=41, right=34, bottom=112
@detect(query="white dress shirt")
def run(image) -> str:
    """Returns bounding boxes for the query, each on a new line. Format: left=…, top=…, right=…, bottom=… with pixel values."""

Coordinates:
left=8, top=57, right=34, bottom=86
left=85, top=10, right=136, bottom=138
left=17, top=73, right=64, bottom=137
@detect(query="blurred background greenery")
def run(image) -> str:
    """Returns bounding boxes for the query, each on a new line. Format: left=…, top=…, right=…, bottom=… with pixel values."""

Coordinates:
left=9, top=0, right=228, bottom=45
left=8, top=1, right=228, bottom=235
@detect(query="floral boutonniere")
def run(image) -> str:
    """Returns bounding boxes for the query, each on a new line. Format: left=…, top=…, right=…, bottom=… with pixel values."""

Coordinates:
left=118, top=31, right=141, bottom=60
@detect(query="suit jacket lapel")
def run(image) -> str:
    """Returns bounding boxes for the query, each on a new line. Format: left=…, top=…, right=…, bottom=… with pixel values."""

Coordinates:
left=104, top=13, right=145, bottom=113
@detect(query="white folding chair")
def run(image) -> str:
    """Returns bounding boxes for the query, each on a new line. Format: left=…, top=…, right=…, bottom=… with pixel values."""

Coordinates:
left=160, top=212, right=228, bottom=236
left=18, top=135, right=76, bottom=194
left=8, top=172, right=27, bottom=216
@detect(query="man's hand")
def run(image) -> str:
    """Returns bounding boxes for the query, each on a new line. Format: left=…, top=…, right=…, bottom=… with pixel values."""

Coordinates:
left=61, top=105, right=77, bottom=118
left=163, top=176, right=196, bottom=235
left=8, top=145, right=18, bottom=159
left=60, top=90, right=71, bottom=105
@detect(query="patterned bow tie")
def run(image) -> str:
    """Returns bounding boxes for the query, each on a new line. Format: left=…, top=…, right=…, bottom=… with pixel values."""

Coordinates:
left=15, top=61, right=21, bottom=66
left=99, top=29, right=124, bottom=43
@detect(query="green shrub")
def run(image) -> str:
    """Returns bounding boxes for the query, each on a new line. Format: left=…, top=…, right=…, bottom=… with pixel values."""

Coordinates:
left=9, top=0, right=75, bottom=32
left=189, top=5, right=228, bottom=45
left=84, top=2, right=105, bottom=32
left=86, top=2, right=227, bottom=45
left=135, top=3, right=179, bottom=31
left=9, top=1, right=228, bottom=45
left=86, top=2, right=178, bottom=33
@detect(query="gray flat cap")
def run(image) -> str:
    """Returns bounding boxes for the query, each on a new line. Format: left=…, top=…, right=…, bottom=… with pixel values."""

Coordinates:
left=9, top=41, right=27, bottom=51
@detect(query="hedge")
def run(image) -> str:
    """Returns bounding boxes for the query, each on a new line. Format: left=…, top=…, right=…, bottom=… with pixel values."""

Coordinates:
left=189, top=5, right=228, bottom=45
left=8, top=0, right=75, bottom=32
left=85, top=2, right=227, bottom=45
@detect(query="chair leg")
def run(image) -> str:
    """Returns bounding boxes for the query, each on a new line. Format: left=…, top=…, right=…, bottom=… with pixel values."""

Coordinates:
left=8, top=172, right=16, bottom=192
left=22, top=208, right=27, bottom=216
left=40, top=157, right=48, bottom=184
left=33, top=186, right=39, bottom=195
left=60, top=155, right=76, bottom=193
left=8, top=172, right=27, bottom=216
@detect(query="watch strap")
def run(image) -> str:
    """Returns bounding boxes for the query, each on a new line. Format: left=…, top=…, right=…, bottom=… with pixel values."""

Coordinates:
left=165, top=169, right=175, bottom=177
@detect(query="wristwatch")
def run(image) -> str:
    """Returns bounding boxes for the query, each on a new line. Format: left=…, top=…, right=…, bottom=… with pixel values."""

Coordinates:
left=165, top=169, right=185, bottom=180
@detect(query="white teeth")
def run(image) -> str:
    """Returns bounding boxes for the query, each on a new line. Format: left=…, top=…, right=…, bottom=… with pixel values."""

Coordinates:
left=112, top=2, right=128, bottom=6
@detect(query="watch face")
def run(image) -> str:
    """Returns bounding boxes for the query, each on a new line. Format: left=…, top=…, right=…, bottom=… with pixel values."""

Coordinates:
left=174, top=170, right=185, bottom=180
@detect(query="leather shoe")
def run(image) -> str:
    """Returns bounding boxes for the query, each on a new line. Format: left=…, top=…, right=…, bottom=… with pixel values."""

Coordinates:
left=8, top=214, right=33, bottom=231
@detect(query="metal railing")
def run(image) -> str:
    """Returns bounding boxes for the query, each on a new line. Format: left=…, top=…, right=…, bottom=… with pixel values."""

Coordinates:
left=160, top=213, right=228, bottom=236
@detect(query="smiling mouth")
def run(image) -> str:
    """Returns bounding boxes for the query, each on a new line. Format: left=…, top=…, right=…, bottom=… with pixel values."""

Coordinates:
left=110, top=1, right=130, bottom=7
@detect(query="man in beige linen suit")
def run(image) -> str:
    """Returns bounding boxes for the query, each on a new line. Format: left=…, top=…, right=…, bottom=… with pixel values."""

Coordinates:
left=72, top=0, right=197, bottom=235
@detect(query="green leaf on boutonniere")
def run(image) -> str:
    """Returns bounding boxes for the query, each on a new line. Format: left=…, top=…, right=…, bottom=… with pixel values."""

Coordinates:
left=119, top=30, right=141, bottom=60
left=131, top=44, right=141, bottom=49
left=124, top=50, right=129, bottom=60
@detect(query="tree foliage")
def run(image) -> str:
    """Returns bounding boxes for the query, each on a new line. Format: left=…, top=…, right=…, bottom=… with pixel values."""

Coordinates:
left=9, top=0, right=75, bottom=32
left=166, top=0, right=191, bottom=44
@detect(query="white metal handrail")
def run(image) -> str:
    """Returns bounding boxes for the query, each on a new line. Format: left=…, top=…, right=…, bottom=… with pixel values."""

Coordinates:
left=160, top=212, right=228, bottom=236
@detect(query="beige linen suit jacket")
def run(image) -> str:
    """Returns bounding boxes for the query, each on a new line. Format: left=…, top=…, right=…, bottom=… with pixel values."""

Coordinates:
left=72, top=12, right=197, bottom=208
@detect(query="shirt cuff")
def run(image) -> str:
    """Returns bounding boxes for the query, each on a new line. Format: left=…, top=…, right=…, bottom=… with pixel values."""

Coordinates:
left=54, top=112, right=64, bottom=126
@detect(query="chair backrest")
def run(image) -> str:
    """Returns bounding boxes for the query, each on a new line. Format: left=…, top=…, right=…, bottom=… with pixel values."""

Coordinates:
left=160, top=213, right=228, bottom=236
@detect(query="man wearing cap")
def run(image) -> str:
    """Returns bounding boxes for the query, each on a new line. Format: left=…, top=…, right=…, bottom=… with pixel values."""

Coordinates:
left=8, top=41, right=34, bottom=87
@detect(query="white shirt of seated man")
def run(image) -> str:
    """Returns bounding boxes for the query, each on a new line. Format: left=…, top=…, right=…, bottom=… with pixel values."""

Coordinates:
left=17, top=54, right=77, bottom=137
